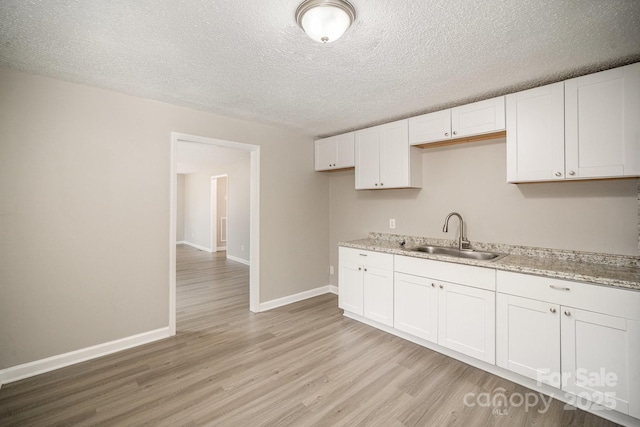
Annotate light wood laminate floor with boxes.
[0,245,619,426]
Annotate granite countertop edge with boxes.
[339,236,640,292]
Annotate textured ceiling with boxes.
[1,1,640,138]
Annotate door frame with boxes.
[210,176,218,253]
[170,132,261,336]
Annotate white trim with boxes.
[210,176,218,253]
[0,327,170,386]
[180,241,214,252]
[342,311,640,427]
[169,140,177,336]
[176,240,187,245]
[227,254,250,266]
[329,285,338,295]
[249,148,260,313]
[259,285,335,312]
[217,246,227,251]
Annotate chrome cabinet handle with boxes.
[549,284,571,291]
[555,172,562,177]
[564,310,571,317]
[568,171,575,176]
[431,283,435,287]
[364,268,368,272]
[358,267,362,271]
[439,284,444,289]
[550,308,556,313]
[453,131,457,135]
[380,183,384,186]
[359,253,368,256]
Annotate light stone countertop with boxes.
[339,233,640,292]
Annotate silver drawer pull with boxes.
[549,284,570,291]
[359,254,368,256]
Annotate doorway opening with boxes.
[169,133,260,336]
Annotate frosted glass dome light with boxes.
[295,0,356,43]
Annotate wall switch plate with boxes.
[389,218,396,229]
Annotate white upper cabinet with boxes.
[507,62,640,183]
[409,96,505,145]
[506,82,565,182]
[314,132,355,171]
[355,119,422,189]
[408,110,452,145]
[451,96,506,138]
[565,62,640,179]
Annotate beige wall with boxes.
[329,138,639,286]
[0,68,330,369]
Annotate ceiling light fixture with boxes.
[295,0,356,43]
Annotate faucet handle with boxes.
[460,239,471,250]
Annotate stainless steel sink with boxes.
[408,245,506,261]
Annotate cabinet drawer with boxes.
[339,247,393,270]
[497,270,640,321]
[395,255,495,291]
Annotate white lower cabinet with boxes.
[393,256,496,364]
[338,247,394,326]
[340,248,640,423]
[496,293,561,387]
[362,265,394,326]
[497,270,640,418]
[562,308,640,418]
[438,280,495,364]
[394,272,438,343]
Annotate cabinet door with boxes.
[506,82,565,182]
[438,281,495,363]
[408,110,452,145]
[394,273,438,343]
[338,251,364,316]
[334,132,355,169]
[451,96,505,138]
[355,127,381,189]
[561,308,640,417]
[314,136,337,171]
[379,119,410,188]
[363,266,394,326]
[565,62,640,179]
[496,294,561,386]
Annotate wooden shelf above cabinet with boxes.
[412,130,506,149]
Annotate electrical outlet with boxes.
[241,245,245,251]
[389,218,396,229]
[330,266,334,275]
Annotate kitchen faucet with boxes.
[443,212,470,250]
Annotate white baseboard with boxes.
[227,254,250,266]
[329,285,338,295]
[217,246,227,251]
[259,285,335,312]
[180,241,214,252]
[0,327,171,387]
